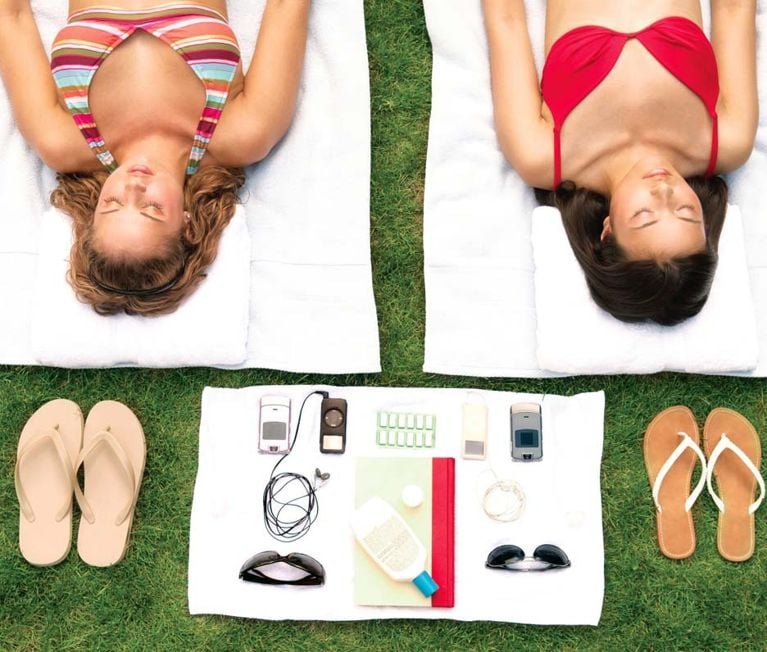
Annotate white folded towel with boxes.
[423,0,554,378]
[0,0,380,372]
[532,205,759,375]
[29,207,251,368]
[238,0,380,373]
[423,0,767,377]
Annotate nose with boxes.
[650,180,674,201]
[125,176,147,200]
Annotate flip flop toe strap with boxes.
[14,428,76,523]
[652,432,707,513]
[74,430,138,527]
[706,434,765,515]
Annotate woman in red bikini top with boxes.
[483,1,758,325]
[0,1,311,316]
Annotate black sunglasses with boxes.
[238,551,325,586]
[485,544,571,572]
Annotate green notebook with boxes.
[353,457,434,607]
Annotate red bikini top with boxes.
[540,16,719,187]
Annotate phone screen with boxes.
[515,429,539,448]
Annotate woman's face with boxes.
[604,158,706,261]
[93,157,186,258]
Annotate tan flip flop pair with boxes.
[644,406,764,562]
[15,399,146,567]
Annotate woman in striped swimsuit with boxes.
[0,1,310,315]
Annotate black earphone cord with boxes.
[262,390,329,542]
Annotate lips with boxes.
[643,168,670,179]
[128,165,154,176]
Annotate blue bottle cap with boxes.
[412,570,439,598]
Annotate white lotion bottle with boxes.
[352,496,439,597]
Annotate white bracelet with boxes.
[482,478,526,522]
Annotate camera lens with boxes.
[323,408,344,427]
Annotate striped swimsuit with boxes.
[51,3,241,175]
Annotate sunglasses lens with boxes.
[288,553,325,578]
[240,550,280,572]
[534,544,570,567]
[487,545,525,567]
[239,551,280,577]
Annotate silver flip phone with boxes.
[258,395,292,454]
[510,402,543,462]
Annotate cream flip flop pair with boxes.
[644,406,764,562]
[14,399,146,567]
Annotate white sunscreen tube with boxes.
[352,496,438,597]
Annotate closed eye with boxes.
[676,205,702,223]
[104,195,123,206]
[631,208,652,219]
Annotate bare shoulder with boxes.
[500,118,555,189]
[515,153,555,190]
[32,107,100,173]
[207,91,274,168]
[715,109,758,174]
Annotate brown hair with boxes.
[50,166,246,316]
[535,175,728,326]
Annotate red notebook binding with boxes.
[431,457,455,608]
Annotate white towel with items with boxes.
[189,385,605,625]
[0,0,380,372]
[422,0,767,377]
[532,205,759,375]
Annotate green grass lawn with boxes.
[2,1,766,650]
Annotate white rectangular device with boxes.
[462,402,488,460]
[258,395,292,454]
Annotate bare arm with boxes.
[482,0,552,187]
[0,3,93,171]
[213,0,311,167]
[711,0,758,172]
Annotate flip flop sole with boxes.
[704,408,761,562]
[643,406,700,560]
[77,401,146,567]
[17,399,83,566]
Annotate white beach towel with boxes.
[423,0,767,377]
[30,207,250,368]
[532,205,759,375]
[0,0,380,373]
[189,385,605,625]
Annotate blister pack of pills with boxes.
[375,411,437,448]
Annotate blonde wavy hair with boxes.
[50,166,246,316]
